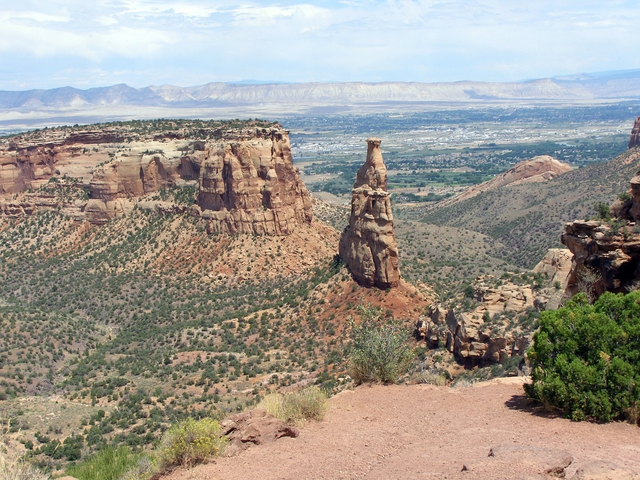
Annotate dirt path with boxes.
[164,378,640,479]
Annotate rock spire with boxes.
[629,117,640,149]
[339,138,400,289]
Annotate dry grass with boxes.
[259,386,329,426]
[418,372,448,386]
[0,441,49,480]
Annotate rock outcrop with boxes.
[339,138,400,289]
[220,408,299,457]
[195,129,312,235]
[416,302,531,367]
[436,155,572,208]
[562,163,640,297]
[629,116,640,149]
[0,121,313,234]
[416,250,573,366]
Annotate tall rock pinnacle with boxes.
[339,138,400,289]
[629,117,640,149]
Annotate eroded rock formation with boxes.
[562,148,640,297]
[339,138,400,289]
[629,116,640,149]
[416,249,573,366]
[195,130,312,235]
[0,121,313,234]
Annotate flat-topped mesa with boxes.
[339,138,400,289]
[0,121,313,234]
[194,128,313,235]
[629,117,640,149]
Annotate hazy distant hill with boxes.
[2,70,640,112]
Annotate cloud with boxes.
[1,0,639,88]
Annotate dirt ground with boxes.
[163,378,640,480]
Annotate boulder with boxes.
[220,408,299,457]
[339,138,400,289]
[571,461,639,480]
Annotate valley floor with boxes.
[163,378,640,480]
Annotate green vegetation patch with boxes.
[526,291,640,423]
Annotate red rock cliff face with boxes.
[1,123,313,234]
[339,138,400,289]
[629,117,640,149]
[195,129,312,235]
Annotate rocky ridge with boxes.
[0,121,312,235]
[436,155,572,208]
[339,138,400,289]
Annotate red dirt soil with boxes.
[162,378,640,480]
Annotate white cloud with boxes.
[0,11,71,22]
[1,0,639,88]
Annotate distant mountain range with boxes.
[2,70,640,112]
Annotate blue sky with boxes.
[1,0,639,90]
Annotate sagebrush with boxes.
[157,418,227,470]
[348,304,415,384]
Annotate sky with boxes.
[0,0,639,90]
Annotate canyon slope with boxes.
[436,155,572,208]
[562,118,640,297]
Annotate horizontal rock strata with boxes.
[0,122,312,234]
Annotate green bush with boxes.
[157,418,227,470]
[66,446,143,480]
[348,304,415,385]
[259,386,328,425]
[525,292,640,423]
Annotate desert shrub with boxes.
[348,304,415,384]
[65,446,143,480]
[259,386,328,425]
[156,418,227,470]
[595,201,611,221]
[525,291,640,423]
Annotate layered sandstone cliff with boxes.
[194,129,312,235]
[339,138,400,289]
[0,121,312,234]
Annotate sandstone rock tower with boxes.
[629,117,640,149]
[196,128,313,235]
[339,138,400,289]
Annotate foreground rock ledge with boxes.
[339,138,400,289]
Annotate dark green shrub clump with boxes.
[525,291,640,423]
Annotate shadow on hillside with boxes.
[504,394,565,419]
